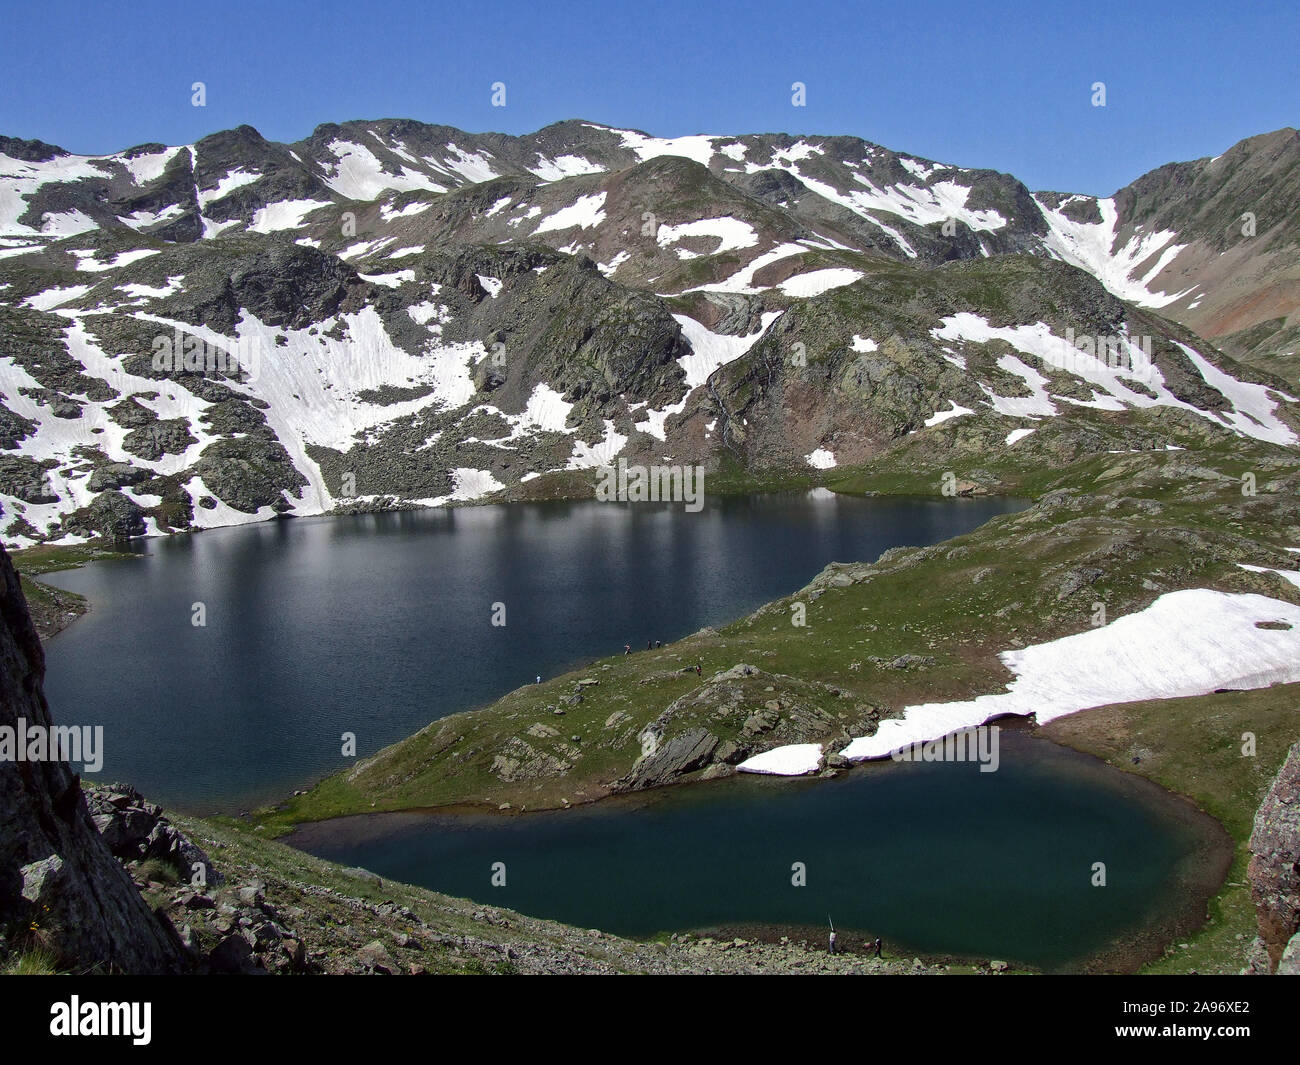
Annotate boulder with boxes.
[614,728,719,792]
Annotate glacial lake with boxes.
[290,730,1225,971]
[40,491,1024,810]
[38,491,1229,968]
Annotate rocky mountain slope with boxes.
[1,119,1297,545]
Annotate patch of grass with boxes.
[1,947,60,975]
[136,856,184,885]
[8,540,137,639]
[9,540,135,575]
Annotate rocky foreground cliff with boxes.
[1248,740,1300,973]
[0,544,184,972]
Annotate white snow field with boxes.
[924,401,975,427]
[743,587,1300,775]
[777,267,864,297]
[1035,195,1193,308]
[930,313,1297,445]
[533,192,607,234]
[656,217,759,255]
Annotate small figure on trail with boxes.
[695,663,702,676]
[828,916,837,955]
[873,936,882,958]
[655,640,662,649]
[647,640,652,650]
[535,675,541,684]
[624,644,631,655]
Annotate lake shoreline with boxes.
[283,725,1234,974]
[19,450,1295,974]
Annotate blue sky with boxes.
[1,0,1294,195]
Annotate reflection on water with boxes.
[41,492,1024,810]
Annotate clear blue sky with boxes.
[1,0,1294,195]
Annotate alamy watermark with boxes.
[595,458,704,512]
[0,719,103,773]
[152,327,260,383]
[890,725,1000,772]
[1050,328,1155,383]
[50,997,150,1045]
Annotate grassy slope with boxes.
[271,443,1300,820]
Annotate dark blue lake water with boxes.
[290,730,1221,970]
[41,492,1023,810]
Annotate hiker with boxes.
[829,929,837,955]
[695,663,702,676]
[647,640,652,650]
[873,937,882,958]
[535,675,541,684]
[655,639,662,649]
[624,644,631,655]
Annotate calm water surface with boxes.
[41,492,1023,809]
[291,731,1222,970]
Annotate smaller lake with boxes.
[290,730,1228,971]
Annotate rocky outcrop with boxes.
[60,489,147,541]
[84,782,223,887]
[615,727,723,792]
[0,545,187,972]
[611,663,878,793]
[1248,740,1300,972]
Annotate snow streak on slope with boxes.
[197,167,263,208]
[930,313,1298,445]
[321,140,448,199]
[632,312,781,440]
[530,154,604,181]
[656,218,759,255]
[777,268,863,297]
[534,193,607,233]
[248,199,332,233]
[1035,195,1193,308]
[612,129,719,167]
[0,151,114,235]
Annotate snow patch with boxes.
[832,589,1300,762]
[737,743,823,776]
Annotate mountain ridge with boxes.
[2,118,1298,547]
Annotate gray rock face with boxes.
[1248,740,1300,972]
[1279,932,1300,975]
[615,727,720,792]
[86,462,149,492]
[0,545,187,972]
